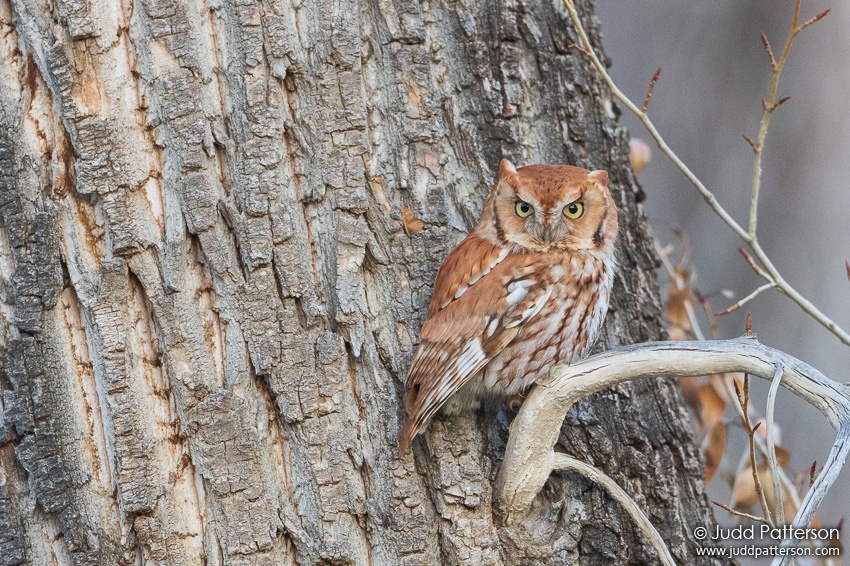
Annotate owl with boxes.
[399,159,619,451]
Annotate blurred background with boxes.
[597,0,849,546]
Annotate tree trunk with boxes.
[0,0,722,564]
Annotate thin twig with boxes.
[738,248,768,279]
[797,9,831,33]
[738,374,775,526]
[566,42,590,57]
[712,500,770,524]
[761,32,777,70]
[748,0,825,238]
[719,376,803,517]
[561,0,850,346]
[693,290,720,340]
[553,454,677,566]
[561,0,748,240]
[642,68,661,114]
[655,240,706,341]
[766,363,786,526]
[715,282,776,316]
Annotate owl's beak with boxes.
[541,225,556,243]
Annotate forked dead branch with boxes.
[496,338,850,565]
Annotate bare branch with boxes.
[775,424,850,566]
[712,500,770,524]
[797,8,831,33]
[561,0,850,346]
[715,282,776,316]
[719,374,804,519]
[740,375,774,526]
[747,0,828,246]
[750,0,807,239]
[497,337,850,528]
[553,454,677,566]
[693,290,720,339]
[766,363,786,525]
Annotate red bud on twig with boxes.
[760,32,777,69]
[714,304,738,317]
[798,9,831,33]
[641,68,662,114]
[651,67,662,83]
[774,96,791,110]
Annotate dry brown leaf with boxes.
[704,422,727,483]
[679,376,702,414]
[731,462,760,510]
[731,461,797,518]
[665,281,694,340]
[662,230,698,340]
[754,419,767,439]
[402,208,425,236]
[775,445,791,469]
[697,381,727,433]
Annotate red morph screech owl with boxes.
[399,159,619,451]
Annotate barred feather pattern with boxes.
[399,161,618,451]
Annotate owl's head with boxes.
[480,159,618,253]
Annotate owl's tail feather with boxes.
[399,416,421,452]
[400,385,425,451]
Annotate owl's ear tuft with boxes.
[588,169,609,187]
[499,159,519,186]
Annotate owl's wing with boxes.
[400,237,552,451]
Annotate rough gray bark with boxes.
[0,0,723,564]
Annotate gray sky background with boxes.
[596,0,850,530]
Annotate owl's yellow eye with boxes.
[515,201,533,218]
[563,202,584,219]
